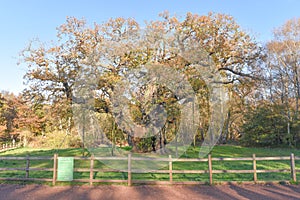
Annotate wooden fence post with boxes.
[253,154,257,182]
[128,153,132,186]
[208,154,213,185]
[90,154,94,186]
[52,153,58,185]
[169,155,173,184]
[290,153,297,182]
[25,154,30,178]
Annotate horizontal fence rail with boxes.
[0,142,21,153]
[0,153,299,186]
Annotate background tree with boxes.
[265,18,300,147]
[0,92,18,139]
[241,18,300,147]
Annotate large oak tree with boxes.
[20,12,263,151]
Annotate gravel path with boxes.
[0,183,300,200]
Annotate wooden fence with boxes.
[0,153,299,186]
[0,142,20,153]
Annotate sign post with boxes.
[57,157,74,181]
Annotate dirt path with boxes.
[0,183,299,200]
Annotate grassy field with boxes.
[0,145,299,185]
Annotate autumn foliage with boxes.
[1,12,299,149]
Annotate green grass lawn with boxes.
[0,145,299,185]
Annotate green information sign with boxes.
[57,157,74,181]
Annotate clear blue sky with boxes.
[0,0,299,94]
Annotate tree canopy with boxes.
[3,12,299,150]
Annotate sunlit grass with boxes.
[0,145,299,184]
